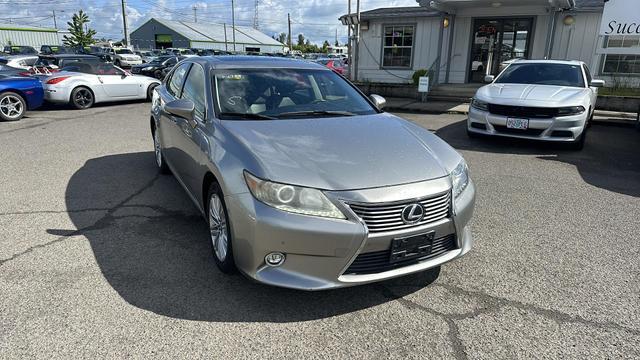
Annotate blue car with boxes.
[0,75,43,121]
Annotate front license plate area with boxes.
[506,117,529,129]
[390,231,436,263]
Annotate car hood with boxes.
[222,113,454,191]
[477,83,588,105]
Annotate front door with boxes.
[468,18,533,83]
[96,63,140,97]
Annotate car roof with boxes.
[189,55,327,70]
[39,54,99,59]
[509,59,584,66]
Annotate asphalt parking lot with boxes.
[1,102,639,359]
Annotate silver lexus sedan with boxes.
[150,56,475,290]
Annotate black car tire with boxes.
[114,59,121,67]
[153,127,171,175]
[0,91,26,122]
[207,182,236,274]
[70,87,94,110]
[146,83,158,101]
[153,70,163,79]
[568,128,587,151]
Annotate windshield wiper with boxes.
[218,112,276,120]
[275,110,356,118]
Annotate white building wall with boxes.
[357,17,442,84]
[0,29,60,48]
[551,12,603,70]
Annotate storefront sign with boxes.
[418,77,429,93]
[600,0,640,35]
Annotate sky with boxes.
[1,0,418,45]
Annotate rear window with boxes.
[496,63,585,88]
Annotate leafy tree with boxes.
[277,32,287,44]
[322,40,330,52]
[334,40,339,46]
[62,10,96,48]
[297,33,305,46]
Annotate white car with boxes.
[43,62,160,109]
[0,55,39,70]
[104,48,143,67]
[468,60,604,150]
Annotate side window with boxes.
[167,63,191,97]
[181,64,206,119]
[583,65,593,86]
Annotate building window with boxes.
[602,35,640,75]
[382,25,414,68]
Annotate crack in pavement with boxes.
[379,281,640,360]
[0,173,165,267]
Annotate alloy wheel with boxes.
[74,89,92,108]
[154,130,162,168]
[0,94,24,120]
[209,193,229,262]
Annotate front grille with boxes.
[493,125,545,136]
[344,234,457,275]
[488,104,557,118]
[348,192,451,234]
[131,67,141,73]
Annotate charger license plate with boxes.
[506,117,529,129]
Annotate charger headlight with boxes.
[471,98,489,111]
[244,171,345,219]
[557,106,585,116]
[451,160,470,198]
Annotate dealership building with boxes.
[343,0,638,86]
[0,23,62,49]
[130,18,287,53]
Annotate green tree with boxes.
[62,10,97,48]
[277,32,287,44]
[322,40,330,52]
[334,40,339,46]
[297,33,305,46]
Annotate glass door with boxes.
[468,18,533,83]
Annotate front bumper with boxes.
[225,177,475,291]
[467,106,587,141]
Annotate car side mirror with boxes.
[590,79,605,88]
[484,75,495,83]
[369,94,386,110]
[165,99,195,121]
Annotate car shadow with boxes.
[62,151,438,322]
[436,119,640,198]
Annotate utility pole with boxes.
[52,10,58,29]
[231,0,237,52]
[347,0,351,80]
[354,0,360,82]
[193,5,197,23]
[224,23,228,51]
[287,13,292,52]
[253,0,259,29]
[121,0,129,46]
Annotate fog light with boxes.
[265,252,285,267]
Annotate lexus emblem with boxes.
[401,204,424,224]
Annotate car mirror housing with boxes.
[165,99,195,121]
[369,94,386,110]
[484,75,495,83]
[590,79,605,88]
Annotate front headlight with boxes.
[451,160,470,198]
[244,171,346,219]
[142,66,154,71]
[557,106,585,116]
[471,98,489,111]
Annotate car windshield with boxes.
[496,63,585,88]
[116,49,133,54]
[213,68,376,119]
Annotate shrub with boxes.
[412,69,428,85]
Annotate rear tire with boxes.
[70,87,94,110]
[207,183,236,274]
[146,83,158,101]
[0,91,26,121]
[153,127,171,174]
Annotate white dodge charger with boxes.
[467,60,604,150]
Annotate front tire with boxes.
[207,183,236,274]
[70,87,94,109]
[0,91,26,121]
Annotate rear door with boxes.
[95,63,140,98]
